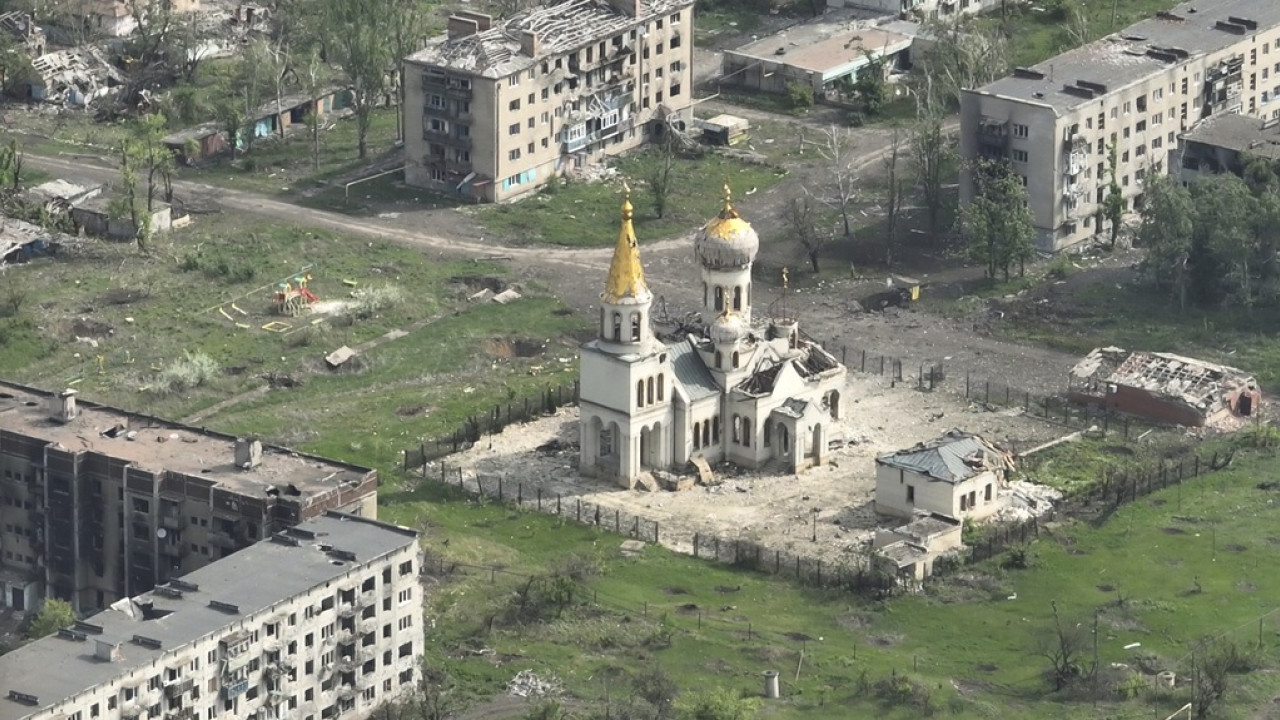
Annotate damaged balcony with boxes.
[560,86,633,153]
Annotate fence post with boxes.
[517,482,523,504]
[775,551,781,573]
[654,522,659,544]
[984,380,989,404]
[497,477,503,501]
[576,499,581,522]
[537,488,542,511]
[965,372,970,398]
[476,476,483,495]
[861,349,866,371]
[615,509,620,533]
[557,493,562,514]
[694,533,699,558]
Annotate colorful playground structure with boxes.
[275,274,319,316]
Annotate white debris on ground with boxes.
[437,371,1068,566]
[996,480,1065,523]
[507,670,563,699]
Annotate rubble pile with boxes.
[507,669,563,699]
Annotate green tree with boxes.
[311,0,404,159]
[1101,142,1124,249]
[1188,174,1254,307]
[1135,174,1194,308]
[675,688,759,720]
[911,112,954,240]
[0,34,33,93]
[853,56,887,116]
[26,598,75,639]
[961,160,1035,281]
[0,139,24,192]
[110,136,154,251]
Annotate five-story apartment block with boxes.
[0,383,378,616]
[404,0,695,203]
[961,0,1280,251]
[0,512,422,720]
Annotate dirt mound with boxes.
[69,317,112,338]
[482,338,545,358]
[100,287,150,305]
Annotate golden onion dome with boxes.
[695,184,759,270]
[709,311,747,344]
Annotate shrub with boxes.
[1045,253,1076,281]
[350,283,404,319]
[872,673,934,715]
[786,81,814,112]
[157,351,220,393]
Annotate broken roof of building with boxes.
[0,513,417,720]
[728,26,910,78]
[406,0,693,78]
[0,216,64,259]
[1073,347,1257,411]
[0,380,372,500]
[668,337,718,401]
[973,0,1280,114]
[29,45,124,105]
[1182,112,1280,161]
[877,429,1009,484]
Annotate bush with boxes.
[27,598,75,639]
[1045,253,1076,281]
[180,251,257,282]
[872,673,934,715]
[786,81,814,112]
[350,283,404,319]
[157,351,220,393]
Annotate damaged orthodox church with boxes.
[579,184,847,488]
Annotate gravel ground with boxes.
[436,370,1071,567]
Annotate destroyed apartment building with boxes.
[1069,347,1261,428]
[403,0,696,202]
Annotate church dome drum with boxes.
[709,312,747,344]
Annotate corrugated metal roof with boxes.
[669,337,719,401]
[877,430,994,483]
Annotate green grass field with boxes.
[474,151,787,247]
[0,219,587,467]
[385,438,1280,719]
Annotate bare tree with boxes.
[1035,601,1090,692]
[785,193,829,273]
[814,125,857,237]
[1066,3,1090,48]
[911,18,1009,114]
[372,670,456,720]
[883,127,906,268]
[300,49,326,171]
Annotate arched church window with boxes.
[732,351,740,368]
[702,421,711,447]
[657,374,665,401]
[630,312,641,341]
[636,380,645,407]
[646,377,654,405]
[742,417,751,447]
[732,415,740,444]
[692,421,701,449]
[763,420,772,447]
[600,308,606,335]
[714,286,724,311]
[712,416,721,443]
[733,286,742,311]
[702,282,708,306]
[612,312,622,341]
[714,351,722,369]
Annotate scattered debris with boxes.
[619,539,645,557]
[324,346,357,368]
[507,670,562,699]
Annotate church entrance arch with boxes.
[827,390,840,419]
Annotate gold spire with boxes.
[719,181,739,219]
[602,182,650,304]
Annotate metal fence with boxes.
[402,380,579,470]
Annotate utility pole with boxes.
[1092,608,1100,708]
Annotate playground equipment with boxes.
[274,274,319,317]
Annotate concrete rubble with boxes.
[507,669,562,699]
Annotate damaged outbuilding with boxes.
[1069,347,1260,428]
